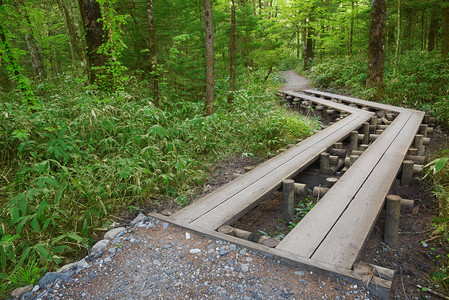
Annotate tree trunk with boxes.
[203,0,214,115]
[349,0,354,56]
[366,0,387,99]
[13,0,46,78]
[56,0,78,75]
[442,6,449,57]
[78,0,108,84]
[68,0,89,78]
[428,11,440,52]
[146,0,159,107]
[303,15,314,70]
[393,0,400,75]
[421,10,425,51]
[228,0,236,105]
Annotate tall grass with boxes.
[0,70,317,295]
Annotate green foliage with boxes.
[307,51,449,128]
[0,71,317,293]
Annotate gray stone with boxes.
[239,263,249,273]
[104,227,126,240]
[57,263,76,273]
[104,257,112,263]
[229,244,237,251]
[185,232,191,240]
[11,285,33,297]
[32,285,40,292]
[91,239,110,254]
[162,223,169,229]
[75,259,89,270]
[131,213,147,226]
[38,272,73,288]
[239,248,247,255]
[153,260,162,266]
[219,250,228,256]
[294,271,305,276]
[189,249,201,254]
[299,280,308,285]
[108,248,116,254]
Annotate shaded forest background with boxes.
[1,0,449,297]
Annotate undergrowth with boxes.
[0,70,318,296]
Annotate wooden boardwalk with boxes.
[164,90,430,299]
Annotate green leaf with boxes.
[435,157,448,173]
[31,218,41,233]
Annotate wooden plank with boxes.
[190,113,373,230]
[290,112,424,269]
[173,111,372,224]
[285,92,363,114]
[150,212,393,300]
[276,111,412,257]
[303,90,408,114]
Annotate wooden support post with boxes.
[330,148,346,158]
[377,124,388,130]
[326,177,338,188]
[405,155,426,165]
[316,105,324,119]
[371,116,378,129]
[413,164,424,175]
[329,155,340,165]
[218,225,235,236]
[282,179,295,222]
[362,122,370,144]
[349,155,359,167]
[381,117,390,125]
[415,134,424,156]
[423,114,431,124]
[427,127,434,135]
[326,109,335,123]
[244,166,254,173]
[351,150,364,156]
[333,142,343,149]
[401,160,414,186]
[360,144,369,151]
[408,148,418,156]
[232,173,241,180]
[320,153,330,175]
[384,195,401,246]
[423,138,430,146]
[329,158,345,175]
[419,124,428,138]
[350,131,358,153]
[369,134,379,141]
[313,186,329,198]
[294,183,308,196]
[386,113,394,121]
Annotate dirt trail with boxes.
[280,70,310,91]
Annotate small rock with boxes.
[38,272,73,288]
[153,260,162,266]
[11,285,33,297]
[91,239,110,254]
[299,280,308,285]
[229,244,237,251]
[162,223,169,229]
[57,262,76,273]
[190,249,201,254]
[104,227,126,240]
[239,263,249,273]
[352,284,358,289]
[21,291,33,298]
[104,257,112,263]
[294,271,305,276]
[219,250,228,256]
[75,259,89,270]
[32,285,40,292]
[108,248,116,254]
[186,232,191,240]
[160,209,175,216]
[422,242,428,248]
[130,238,136,243]
[246,257,253,262]
[131,213,147,226]
[134,238,142,244]
[239,248,247,255]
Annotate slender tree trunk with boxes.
[303,15,314,70]
[13,0,46,78]
[203,0,214,115]
[366,0,387,99]
[68,0,88,78]
[407,10,412,50]
[56,0,78,75]
[393,0,400,75]
[146,0,159,107]
[78,0,108,84]
[228,0,236,105]
[349,0,354,56]
[296,28,300,59]
[443,6,449,57]
[421,10,425,51]
[428,11,440,52]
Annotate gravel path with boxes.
[27,216,374,300]
[279,71,310,91]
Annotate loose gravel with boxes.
[19,216,378,300]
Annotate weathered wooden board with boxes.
[173,111,373,226]
[276,111,413,257]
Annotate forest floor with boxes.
[21,72,445,300]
